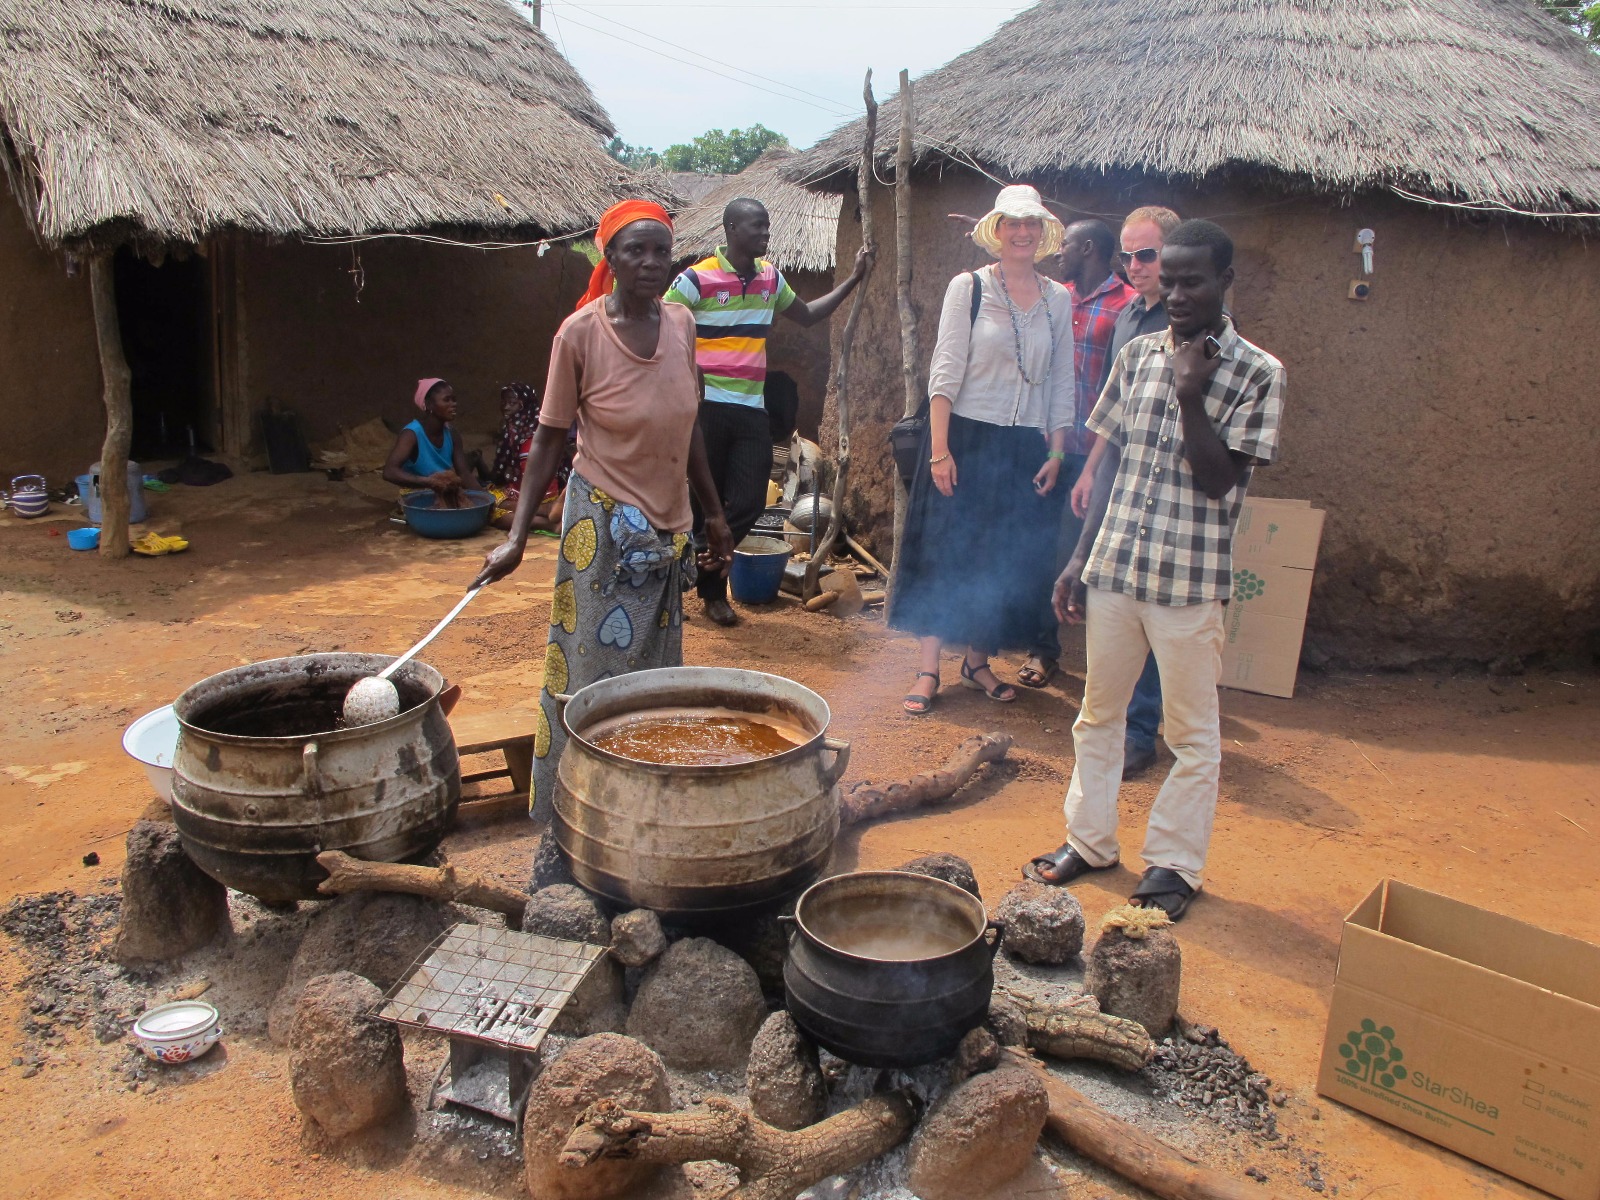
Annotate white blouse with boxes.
[926,265,1077,434]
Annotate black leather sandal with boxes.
[1130,866,1198,921]
[1023,843,1118,886]
[903,671,939,716]
[960,657,1017,702]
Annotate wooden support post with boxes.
[803,72,878,601]
[89,254,133,558]
[890,68,918,573]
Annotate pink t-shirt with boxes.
[538,299,700,532]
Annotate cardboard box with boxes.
[1318,881,1600,1200]
[1221,496,1325,697]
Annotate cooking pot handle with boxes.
[821,736,851,786]
[983,918,1005,958]
[551,693,573,713]
[776,912,797,947]
[302,741,325,799]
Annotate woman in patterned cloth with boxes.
[488,382,572,533]
[475,200,734,819]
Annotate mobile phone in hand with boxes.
[1203,334,1223,359]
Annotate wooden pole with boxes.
[803,72,877,601]
[90,254,133,559]
[889,69,918,573]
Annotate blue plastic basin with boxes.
[730,535,794,604]
[68,526,101,551]
[401,490,494,539]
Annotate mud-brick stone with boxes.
[609,909,668,968]
[985,994,1029,1047]
[1085,926,1182,1038]
[523,1033,674,1200]
[626,937,766,1070]
[553,956,627,1037]
[523,885,612,947]
[114,820,229,964]
[995,880,1085,965]
[905,1065,1048,1200]
[288,972,407,1137]
[896,853,981,899]
[746,1011,826,1130]
[267,892,454,1044]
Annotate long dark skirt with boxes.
[888,412,1066,654]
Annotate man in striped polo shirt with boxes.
[666,197,871,625]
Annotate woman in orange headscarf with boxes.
[476,201,735,820]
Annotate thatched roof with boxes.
[671,150,841,274]
[0,0,651,250]
[786,0,1600,220]
[669,172,734,205]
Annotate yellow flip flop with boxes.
[131,532,190,556]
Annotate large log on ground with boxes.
[839,732,1012,827]
[559,1090,918,1200]
[314,851,525,920]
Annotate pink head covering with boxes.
[414,377,446,411]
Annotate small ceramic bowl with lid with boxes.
[130,1000,221,1063]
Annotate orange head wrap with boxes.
[575,200,674,312]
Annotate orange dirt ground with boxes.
[2,473,1595,1200]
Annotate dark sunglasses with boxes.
[1118,247,1160,266]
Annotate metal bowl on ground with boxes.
[783,870,1002,1067]
[123,703,180,803]
[170,653,460,903]
[552,666,848,919]
[401,489,493,539]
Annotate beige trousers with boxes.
[1061,587,1225,890]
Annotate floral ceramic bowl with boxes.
[130,1000,221,1063]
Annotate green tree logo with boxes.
[1339,1019,1408,1089]
[1233,569,1267,602]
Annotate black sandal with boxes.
[1130,867,1198,921]
[1018,656,1059,688]
[903,671,939,716]
[1023,843,1118,886]
[960,658,1017,702]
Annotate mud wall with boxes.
[0,191,106,487]
[234,235,590,455]
[767,267,834,441]
[830,167,1600,664]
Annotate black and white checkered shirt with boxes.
[1083,319,1285,606]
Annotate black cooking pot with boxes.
[782,870,1002,1067]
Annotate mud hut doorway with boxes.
[114,248,214,460]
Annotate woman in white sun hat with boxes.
[890,184,1076,714]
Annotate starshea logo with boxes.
[1410,1072,1501,1120]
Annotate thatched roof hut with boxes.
[672,151,841,274]
[0,0,644,251]
[785,0,1600,664]
[787,0,1600,220]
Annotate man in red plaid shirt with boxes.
[1020,219,1134,689]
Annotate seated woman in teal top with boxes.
[383,377,483,496]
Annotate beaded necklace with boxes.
[993,265,1055,387]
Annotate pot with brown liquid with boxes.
[783,870,1003,1067]
[551,667,848,917]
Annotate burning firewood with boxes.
[559,1090,918,1200]
[1007,1049,1294,1200]
[314,850,526,921]
[838,731,1012,828]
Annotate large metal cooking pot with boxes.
[783,871,1002,1067]
[552,666,847,918]
[170,653,460,904]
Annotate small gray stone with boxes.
[114,821,228,964]
[985,994,1029,1047]
[995,880,1085,964]
[288,972,406,1138]
[896,853,980,899]
[1085,926,1182,1038]
[905,1065,1048,1200]
[626,937,767,1070]
[609,909,667,968]
[528,833,577,893]
[746,1011,826,1130]
[522,885,611,946]
[523,1033,674,1200]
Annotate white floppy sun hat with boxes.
[971,184,1065,261]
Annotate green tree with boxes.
[660,125,791,175]
[1538,0,1600,45]
[605,136,661,170]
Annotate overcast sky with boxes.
[524,0,1031,151]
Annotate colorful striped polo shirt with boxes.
[664,247,797,407]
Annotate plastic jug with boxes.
[77,461,147,524]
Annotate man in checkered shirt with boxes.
[1025,219,1285,921]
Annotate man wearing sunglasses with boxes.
[1070,206,1182,779]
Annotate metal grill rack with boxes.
[379,923,607,1122]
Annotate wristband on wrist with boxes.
[1046,450,1066,461]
